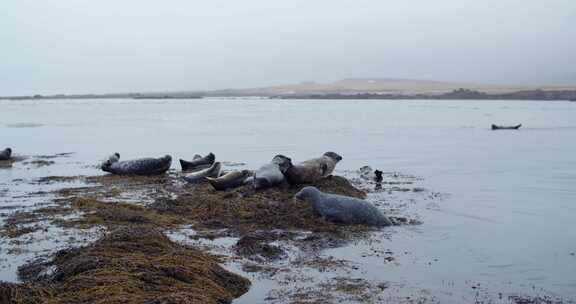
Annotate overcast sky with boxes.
[1,0,575,95]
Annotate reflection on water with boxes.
[1,98,576,302]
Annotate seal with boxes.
[359,166,383,183]
[244,155,292,189]
[180,153,215,171]
[101,154,172,175]
[294,186,392,227]
[491,124,522,130]
[284,152,342,185]
[207,169,253,191]
[374,170,383,183]
[0,148,12,161]
[183,162,221,184]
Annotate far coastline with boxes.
[2,78,576,101]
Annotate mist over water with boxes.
[1,98,575,301]
[1,0,576,95]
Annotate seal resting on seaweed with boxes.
[285,152,342,185]
[101,153,171,175]
[0,148,12,161]
[244,155,291,189]
[294,186,392,227]
[179,153,215,171]
[183,162,221,184]
[207,170,253,191]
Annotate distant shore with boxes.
[2,88,576,101]
[0,93,203,101]
[277,88,576,101]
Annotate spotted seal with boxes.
[284,152,342,185]
[179,153,215,172]
[207,169,253,191]
[244,155,291,189]
[183,162,221,184]
[101,153,172,175]
[0,148,12,161]
[294,186,392,227]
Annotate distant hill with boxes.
[3,78,576,100]
[205,78,576,97]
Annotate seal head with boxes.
[323,151,343,162]
[271,154,292,173]
[0,148,12,161]
[374,170,383,183]
[294,186,321,201]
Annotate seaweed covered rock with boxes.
[15,226,250,304]
[0,282,49,304]
[151,175,366,233]
[234,232,286,261]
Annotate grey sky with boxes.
[1,0,575,95]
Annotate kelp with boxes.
[11,226,250,304]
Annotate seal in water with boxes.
[101,154,172,175]
[285,152,343,185]
[294,186,392,227]
[180,153,215,171]
[244,155,292,189]
[0,148,12,161]
[183,162,221,184]
[491,124,522,130]
[207,169,253,191]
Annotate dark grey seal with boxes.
[285,152,342,185]
[0,148,12,161]
[101,153,172,175]
[179,153,215,171]
[245,155,291,189]
[491,124,522,130]
[294,186,393,227]
[183,162,221,184]
[207,170,253,191]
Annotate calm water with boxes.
[1,98,575,302]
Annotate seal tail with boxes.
[179,159,189,171]
[206,152,216,163]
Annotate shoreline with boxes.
[2,88,576,102]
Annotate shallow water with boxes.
[1,98,576,302]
